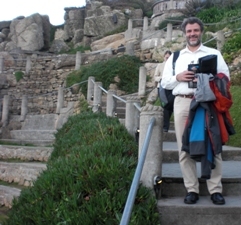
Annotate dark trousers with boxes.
[163,109,172,131]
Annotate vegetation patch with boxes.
[66,55,143,96]
[14,71,24,82]
[4,112,160,225]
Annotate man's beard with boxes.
[187,37,201,47]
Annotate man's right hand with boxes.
[176,70,195,82]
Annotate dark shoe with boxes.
[184,192,199,204]
[163,128,168,132]
[211,193,225,205]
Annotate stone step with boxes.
[157,195,241,225]
[21,114,58,130]
[0,185,21,208]
[162,130,176,142]
[161,161,241,197]
[0,139,54,147]
[158,160,241,225]
[0,162,46,187]
[0,145,53,162]
[10,130,56,141]
[162,142,241,162]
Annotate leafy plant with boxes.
[222,31,241,54]
[66,55,143,96]
[14,71,24,82]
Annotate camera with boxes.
[187,64,199,88]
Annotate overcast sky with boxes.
[0,0,86,25]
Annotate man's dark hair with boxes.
[164,50,172,56]
[181,17,204,33]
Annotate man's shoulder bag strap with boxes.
[172,51,180,75]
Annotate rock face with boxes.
[63,7,86,42]
[0,2,143,52]
[84,5,126,37]
[8,13,50,51]
[49,39,70,53]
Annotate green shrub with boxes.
[227,86,241,147]
[4,112,160,225]
[66,55,143,96]
[14,71,24,82]
[222,31,241,54]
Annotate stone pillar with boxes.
[126,42,135,56]
[128,19,133,30]
[1,95,10,127]
[25,56,31,75]
[0,55,3,74]
[125,96,141,137]
[56,86,64,114]
[217,30,225,51]
[92,82,102,113]
[20,95,28,122]
[139,105,163,189]
[170,0,174,9]
[138,66,146,97]
[87,76,95,103]
[125,19,133,41]
[166,23,173,42]
[143,16,149,31]
[75,51,81,70]
[106,90,117,117]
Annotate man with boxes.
[161,17,230,205]
[154,50,172,132]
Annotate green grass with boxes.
[226,85,241,147]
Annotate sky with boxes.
[0,0,86,25]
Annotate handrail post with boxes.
[20,95,28,121]
[138,66,146,97]
[1,95,10,127]
[75,51,81,70]
[25,55,31,75]
[106,90,117,117]
[0,55,3,74]
[92,82,102,112]
[56,85,64,114]
[87,76,95,103]
[217,30,225,51]
[125,96,141,137]
[139,105,163,189]
[166,23,173,42]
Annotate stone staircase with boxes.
[158,124,241,225]
[0,144,53,208]
[0,114,56,212]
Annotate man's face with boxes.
[185,23,202,47]
[164,54,170,61]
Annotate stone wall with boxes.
[0,53,79,116]
[0,50,123,117]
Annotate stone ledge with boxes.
[0,185,21,208]
[0,162,47,187]
[0,145,53,162]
